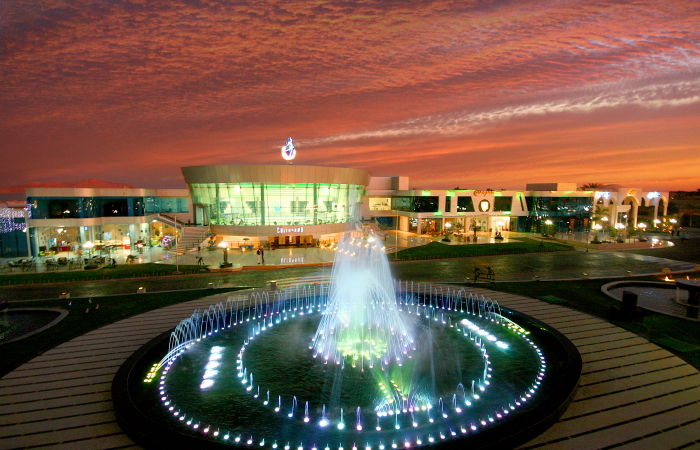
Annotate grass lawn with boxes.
[391,238,573,261]
[0,287,243,378]
[0,263,208,286]
[2,261,699,379]
[487,275,700,370]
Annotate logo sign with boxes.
[281,137,296,161]
[281,257,304,264]
[277,226,304,234]
[479,199,490,212]
[474,190,495,196]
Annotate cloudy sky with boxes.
[2,0,699,191]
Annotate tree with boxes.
[579,183,605,191]
[592,205,610,223]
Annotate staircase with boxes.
[175,226,210,254]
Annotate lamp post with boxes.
[544,219,553,237]
[615,223,626,242]
[219,241,232,268]
[442,221,452,242]
[593,224,602,242]
[83,241,94,259]
[54,227,66,255]
[637,222,647,242]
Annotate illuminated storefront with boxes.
[3,168,672,258]
[181,164,370,239]
[188,182,363,227]
[22,187,191,257]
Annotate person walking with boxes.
[257,245,265,264]
[257,246,262,264]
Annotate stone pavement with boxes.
[2,239,698,302]
[1,284,699,450]
[604,281,697,321]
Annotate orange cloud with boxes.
[0,0,698,191]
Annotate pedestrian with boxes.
[256,246,262,264]
[197,256,204,265]
[111,258,116,267]
[260,246,265,264]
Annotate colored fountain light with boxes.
[113,230,581,450]
[312,235,415,371]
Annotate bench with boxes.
[472,266,495,286]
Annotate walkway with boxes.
[2,232,697,280]
[1,285,699,449]
[605,281,696,321]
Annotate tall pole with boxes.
[395,210,399,249]
[175,215,179,273]
[24,207,32,257]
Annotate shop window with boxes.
[412,196,439,213]
[493,196,512,212]
[369,198,391,211]
[391,197,412,211]
[457,197,474,212]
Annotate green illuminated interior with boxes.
[190,183,364,226]
[188,183,364,226]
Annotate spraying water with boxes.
[312,231,415,369]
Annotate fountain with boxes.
[113,231,581,450]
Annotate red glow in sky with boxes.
[1,0,699,191]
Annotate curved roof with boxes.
[181,164,371,186]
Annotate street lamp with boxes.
[219,241,232,268]
[442,221,452,242]
[637,222,647,242]
[593,223,602,242]
[83,241,94,258]
[544,219,553,237]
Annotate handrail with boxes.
[176,226,211,253]
[157,213,186,228]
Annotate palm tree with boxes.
[579,182,605,191]
[592,205,610,222]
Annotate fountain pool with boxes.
[113,233,581,450]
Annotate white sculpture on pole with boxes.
[281,137,296,162]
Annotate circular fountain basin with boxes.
[113,291,581,450]
[0,308,68,344]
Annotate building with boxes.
[364,180,669,237]
[0,165,670,258]
[181,164,370,248]
[15,187,191,258]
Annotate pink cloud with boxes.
[0,0,698,191]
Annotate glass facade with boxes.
[457,197,475,212]
[521,196,594,232]
[493,196,513,212]
[368,198,391,211]
[391,196,440,213]
[27,196,188,219]
[29,197,144,219]
[189,183,364,226]
[144,197,189,214]
[0,208,28,257]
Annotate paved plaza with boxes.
[1,283,700,450]
[1,233,698,303]
[1,234,700,449]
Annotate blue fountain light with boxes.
[115,229,579,450]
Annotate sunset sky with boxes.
[2,0,699,191]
